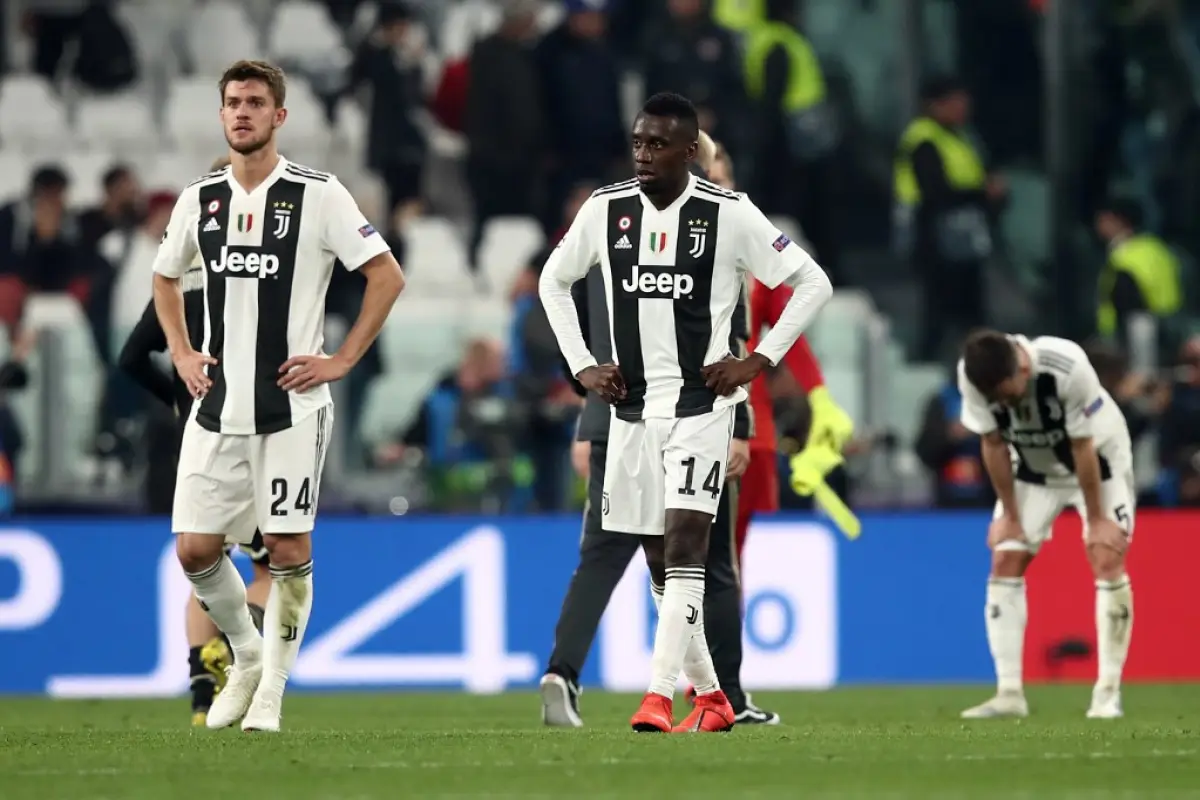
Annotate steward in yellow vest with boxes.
[742,4,836,162]
[711,0,766,33]
[1095,198,1182,342]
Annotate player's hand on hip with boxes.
[987,515,1026,549]
[577,363,626,404]
[570,440,591,479]
[726,438,750,479]
[1087,517,1128,554]
[172,350,217,399]
[278,354,351,393]
[701,353,769,396]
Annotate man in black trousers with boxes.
[538,153,779,727]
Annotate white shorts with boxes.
[992,470,1136,554]
[601,406,734,536]
[172,405,334,537]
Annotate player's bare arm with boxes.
[153,272,215,399]
[980,431,1024,547]
[278,251,404,393]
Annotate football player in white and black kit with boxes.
[151,60,404,733]
[538,93,832,733]
[957,329,1134,719]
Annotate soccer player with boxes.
[538,92,833,733]
[118,166,272,725]
[702,138,854,568]
[957,329,1134,719]
[151,60,404,732]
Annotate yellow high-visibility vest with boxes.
[713,0,766,33]
[893,117,985,206]
[1097,234,1183,334]
[743,22,826,112]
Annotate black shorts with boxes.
[225,529,269,567]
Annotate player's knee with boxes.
[1086,543,1125,580]
[175,533,225,574]
[663,510,711,565]
[263,533,312,567]
[990,548,1031,579]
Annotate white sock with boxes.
[1095,575,1133,691]
[259,561,314,696]
[185,556,261,661]
[985,577,1026,695]
[651,580,720,696]
[648,566,706,699]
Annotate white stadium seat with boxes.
[0,76,73,155]
[274,78,331,156]
[186,1,264,76]
[403,216,472,294]
[74,93,157,154]
[477,216,544,294]
[0,151,29,203]
[60,152,121,208]
[269,0,346,64]
[165,77,228,156]
[439,0,501,61]
[145,151,219,193]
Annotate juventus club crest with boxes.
[688,218,709,258]
[272,200,294,239]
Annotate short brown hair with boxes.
[218,60,287,108]
[962,328,1018,396]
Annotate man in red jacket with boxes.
[703,137,853,565]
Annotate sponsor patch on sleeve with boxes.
[772,233,791,252]
[358,223,378,238]
[1084,397,1104,417]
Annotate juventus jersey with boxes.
[959,335,1132,485]
[152,157,390,435]
[539,174,832,421]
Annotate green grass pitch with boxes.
[2,685,1199,798]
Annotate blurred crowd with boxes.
[3,0,1200,515]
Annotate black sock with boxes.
[188,646,216,711]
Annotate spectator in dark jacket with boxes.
[349,1,429,236]
[465,0,544,274]
[914,367,994,508]
[642,0,747,163]
[536,0,626,233]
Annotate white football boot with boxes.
[205,650,263,729]
[1086,686,1123,719]
[960,691,1029,719]
[242,686,283,733]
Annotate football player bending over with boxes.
[957,329,1134,719]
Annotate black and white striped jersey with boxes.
[959,334,1133,484]
[539,174,832,422]
[152,157,390,435]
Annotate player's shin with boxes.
[651,580,719,695]
[985,574,1027,695]
[648,565,706,698]
[1095,574,1133,690]
[184,555,262,661]
[260,560,314,695]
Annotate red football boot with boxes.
[630,693,674,732]
[672,689,735,733]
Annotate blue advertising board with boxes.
[0,513,997,696]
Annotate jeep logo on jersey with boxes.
[209,245,280,278]
[1003,428,1066,447]
[620,266,694,299]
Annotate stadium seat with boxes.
[274,78,331,157]
[74,93,158,154]
[356,371,443,451]
[477,216,544,294]
[60,152,122,208]
[333,98,368,160]
[0,151,29,202]
[459,296,513,341]
[145,151,216,192]
[268,0,348,67]
[378,296,466,374]
[0,75,72,154]
[185,1,265,76]
[889,364,947,446]
[115,0,188,79]
[165,77,228,156]
[439,0,502,61]
[403,216,473,294]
